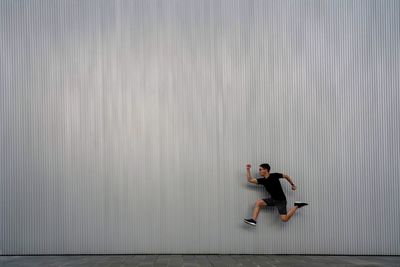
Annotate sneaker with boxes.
[294,201,308,208]
[244,218,257,226]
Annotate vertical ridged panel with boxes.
[0,0,399,254]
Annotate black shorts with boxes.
[262,198,287,215]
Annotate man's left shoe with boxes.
[244,218,257,226]
[294,201,308,208]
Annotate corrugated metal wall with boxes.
[1,0,399,255]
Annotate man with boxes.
[244,163,308,226]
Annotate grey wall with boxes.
[1,0,399,255]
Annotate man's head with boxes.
[259,163,271,177]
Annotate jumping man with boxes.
[244,163,308,226]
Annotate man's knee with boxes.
[255,200,265,207]
[280,215,289,222]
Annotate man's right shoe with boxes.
[294,201,308,208]
[244,218,257,226]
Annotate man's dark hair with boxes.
[259,163,270,172]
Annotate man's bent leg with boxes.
[280,206,298,222]
[252,199,267,220]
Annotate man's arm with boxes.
[246,164,257,184]
[283,174,297,190]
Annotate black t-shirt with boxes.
[256,173,286,201]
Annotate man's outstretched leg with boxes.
[244,199,266,226]
[280,201,308,222]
